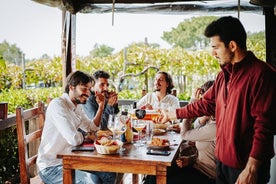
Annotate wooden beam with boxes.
[264,7,276,71]
[61,11,76,89]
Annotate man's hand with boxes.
[235,157,260,184]
[107,91,118,106]
[140,103,153,110]
[157,110,170,123]
[95,91,105,109]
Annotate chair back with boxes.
[16,102,45,184]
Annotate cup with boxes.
[0,102,8,119]
[145,121,153,142]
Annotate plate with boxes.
[147,144,170,150]
[153,123,169,130]
[153,129,166,135]
[147,138,170,150]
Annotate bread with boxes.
[95,137,122,154]
[96,130,113,138]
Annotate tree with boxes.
[162,16,218,49]
[0,40,23,65]
[89,44,114,58]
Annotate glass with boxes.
[107,114,116,138]
[145,121,153,142]
[132,120,147,147]
[108,114,126,140]
[121,105,131,113]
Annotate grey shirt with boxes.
[82,91,119,130]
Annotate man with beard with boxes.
[159,16,276,184]
[137,71,180,110]
[82,70,119,130]
[37,70,116,184]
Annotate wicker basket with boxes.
[94,140,123,154]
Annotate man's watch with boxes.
[77,128,87,138]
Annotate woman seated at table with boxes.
[144,80,216,184]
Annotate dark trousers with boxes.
[216,160,271,184]
[143,164,215,184]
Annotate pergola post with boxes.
[264,7,276,70]
[61,10,76,89]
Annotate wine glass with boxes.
[132,120,147,147]
[107,114,117,139]
[114,117,127,140]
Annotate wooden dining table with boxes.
[57,132,182,184]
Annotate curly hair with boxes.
[157,71,174,94]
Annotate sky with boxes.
[0,0,265,60]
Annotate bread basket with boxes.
[94,140,123,154]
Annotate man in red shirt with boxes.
[161,16,276,184]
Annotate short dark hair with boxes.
[157,71,174,94]
[204,16,247,50]
[65,71,94,93]
[93,70,110,80]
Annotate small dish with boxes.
[153,128,166,135]
[153,123,169,130]
[147,144,170,150]
[147,138,170,150]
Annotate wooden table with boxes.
[57,132,182,184]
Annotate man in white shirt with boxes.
[37,70,116,184]
[137,71,180,110]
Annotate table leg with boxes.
[156,165,167,184]
[132,174,139,184]
[63,167,73,184]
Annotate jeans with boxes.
[38,165,116,184]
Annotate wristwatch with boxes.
[77,128,87,138]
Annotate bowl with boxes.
[94,140,123,154]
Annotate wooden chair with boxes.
[16,102,45,184]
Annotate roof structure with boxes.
[30,0,276,86]
[32,0,264,14]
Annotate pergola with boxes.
[23,1,276,183]
[32,0,276,86]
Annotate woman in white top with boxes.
[169,80,216,184]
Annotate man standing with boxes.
[37,70,116,184]
[83,70,119,130]
[161,16,276,184]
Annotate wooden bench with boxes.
[16,102,45,184]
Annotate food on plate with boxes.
[153,128,166,135]
[149,137,169,147]
[153,123,169,130]
[94,137,122,154]
[168,123,181,133]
